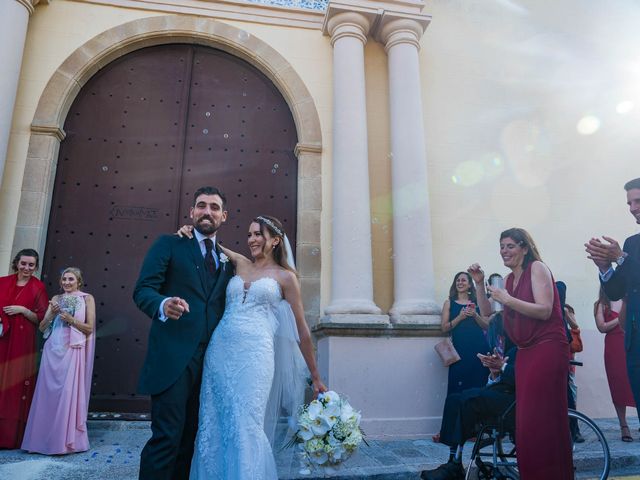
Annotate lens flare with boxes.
[616,101,634,114]
[452,161,485,187]
[576,115,600,135]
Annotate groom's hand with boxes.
[164,297,190,320]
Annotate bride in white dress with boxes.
[185,215,327,480]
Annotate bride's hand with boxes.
[176,225,194,238]
[311,377,328,398]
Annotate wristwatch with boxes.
[616,252,628,267]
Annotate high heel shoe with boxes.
[621,425,633,442]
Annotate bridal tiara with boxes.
[256,216,283,236]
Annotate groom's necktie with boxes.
[203,238,216,276]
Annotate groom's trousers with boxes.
[139,343,207,480]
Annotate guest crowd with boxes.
[424,176,640,480]
[0,249,95,455]
[0,177,638,480]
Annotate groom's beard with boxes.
[194,216,218,235]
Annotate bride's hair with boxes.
[253,215,296,273]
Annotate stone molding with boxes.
[15,0,50,15]
[19,15,323,321]
[313,321,443,338]
[15,0,34,14]
[322,1,430,46]
[76,0,325,30]
[30,124,65,141]
[294,141,322,156]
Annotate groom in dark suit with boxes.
[586,177,640,411]
[133,186,234,480]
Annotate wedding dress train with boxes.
[190,275,306,480]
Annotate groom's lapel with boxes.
[187,236,208,295]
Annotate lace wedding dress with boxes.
[190,275,306,480]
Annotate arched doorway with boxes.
[42,44,298,412]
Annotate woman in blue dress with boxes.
[440,271,490,395]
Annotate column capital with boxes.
[324,11,374,46]
[16,0,50,15]
[322,3,378,46]
[377,13,431,52]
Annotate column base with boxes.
[390,313,441,325]
[320,313,390,325]
[390,299,441,324]
[390,299,440,316]
[324,299,382,315]
[317,335,447,437]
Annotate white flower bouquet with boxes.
[59,294,80,316]
[288,391,365,475]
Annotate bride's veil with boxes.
[264,235,309,446]
[264,299,308,446]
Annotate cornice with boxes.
[70,0,325,30]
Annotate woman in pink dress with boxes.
[594,288,638,442]
[21,267,96,454]
[486,228,572,480]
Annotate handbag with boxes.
[434,337,461,367]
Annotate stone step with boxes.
[0,418,638,480]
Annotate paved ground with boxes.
[0,417,638,479]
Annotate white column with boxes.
[323,11,382,319]
[381,17,440,323]
[0,1,36,187]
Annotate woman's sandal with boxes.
[621,425,633,442]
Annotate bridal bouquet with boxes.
[289,391,365,475]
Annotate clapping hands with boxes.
[585,236,623,272]
[477,349,508,379]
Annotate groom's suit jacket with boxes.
[133,234,234,395]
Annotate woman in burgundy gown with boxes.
[0,249,48,449]
[594,288,637,441]
[486,228,572,479]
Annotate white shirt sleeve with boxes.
[599,267,614,283]
[158,297,170,322]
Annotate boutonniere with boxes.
[219,252,229,270]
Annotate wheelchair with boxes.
[465,401,611,480]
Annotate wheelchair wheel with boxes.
[569,410,610,480]
[496,432,518,479]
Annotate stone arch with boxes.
[17,15,323,320]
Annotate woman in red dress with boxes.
[0,249,49,449]
[487,228,572,479]
[594,288,637,442]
